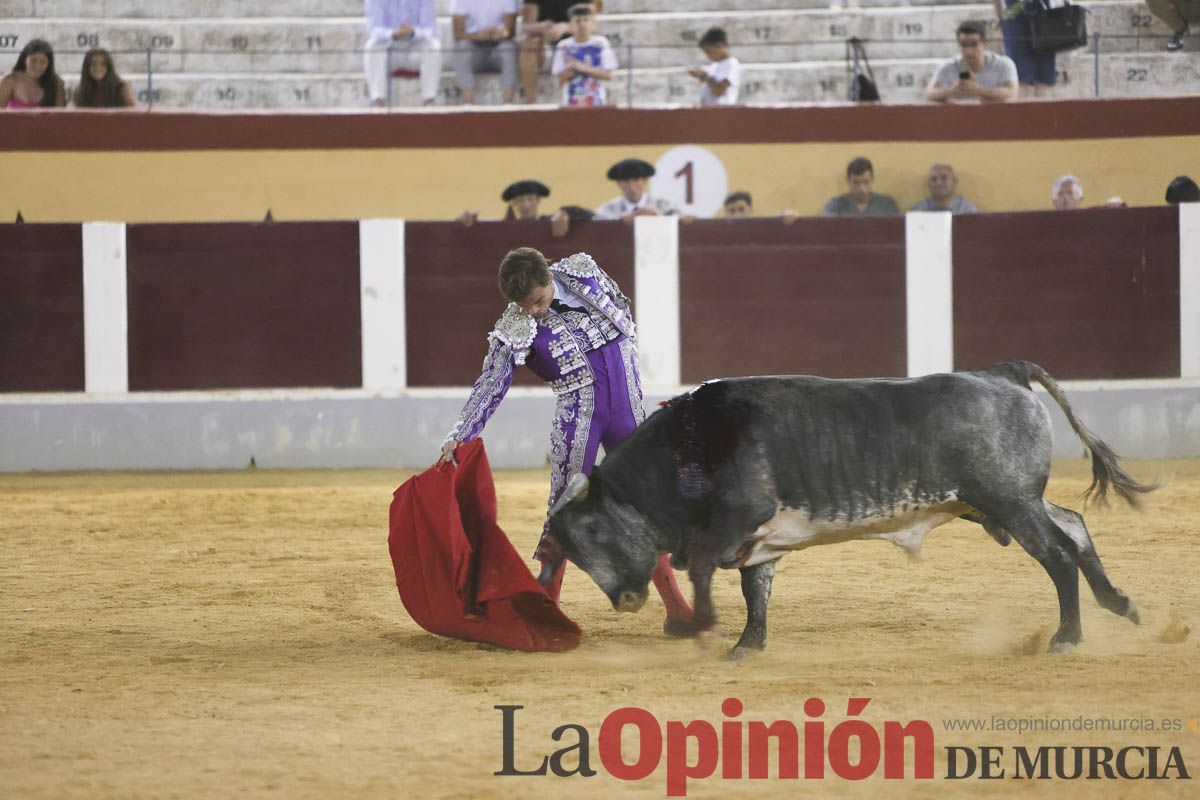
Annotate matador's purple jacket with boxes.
[444,252,646,553]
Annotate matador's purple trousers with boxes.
[535,337,692,622]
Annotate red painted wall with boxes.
[0,224,84,392]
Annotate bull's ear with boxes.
[549,473,589,516]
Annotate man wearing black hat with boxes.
[457,179,590,236]
[594,158,681,221]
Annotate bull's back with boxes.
[702,369,1049,523]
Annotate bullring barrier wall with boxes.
[3,99,1200,224]
[1,207,1198,470]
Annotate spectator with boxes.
[519,0,590,103]
[724,191,753,216]
[457,180,585,236]
[551,3,617,107]
[363,0,443,107]
[910,164,979,213]
[594,158,681,220]
[73,49,135,108]
[994,1,1056,95]
[821,157,900,217]
[0,39,66,109]
[1166,175,1200,204]
[1052,174,1084,211]
[1144,0,1195,51]
[451,0,520,104]
[687,27,740,106]
[926,20,1018,104]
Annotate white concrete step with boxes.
[1,0,1024,19]
[1,2,1176,77]
[118,51,1198,109]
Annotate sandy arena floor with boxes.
[1,457,1197,798]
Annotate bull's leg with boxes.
[653,555,696,634]
[990,503,1083,652]
[688,556,719,633]
[728,561,776,660]
[1044,501,1139,624]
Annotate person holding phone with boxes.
[926,20,1018,104]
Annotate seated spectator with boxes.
[451,0,520,104]
[0,39,66,109]
[910,164,979,213]
[1052,174,1084,211]
[724,191,753,216]
[363,0,443,107]
[1146,0,1196,51]
[926,20,1018,104]
[687,27,740,106]
[821,157,899,217]
[551,3,616,107]
[594,158,680,220]
[73,49,135,108]
[519,0,590,103]
[1166,175,1200,204]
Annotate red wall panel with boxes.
[952,207,1179,379]
[126,222,361,390]
[405,219,635,386]
[0,224,84,392]
[680,217,907,382]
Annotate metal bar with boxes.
[145,47,153,110]
[626,42,633,108]
[1092,32,1101,98]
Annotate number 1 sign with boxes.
[651,146,730,218]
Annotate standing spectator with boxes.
[1052,174,1084,210]
[926,20,1018,104]
[594,158,681,220]
[73,49,135,108]
[821,157,900,216]
[687,27,740,106]
[451,0,520,104]
[994,0,1056,96]
[551,3,617,107]
[0,39,66,109]
[518,0,574,103]
[1146,0,1197,51]
[1166,175,1200,204]
[910,164,979,213]
[724,191,753,216]
[363,0,443,107]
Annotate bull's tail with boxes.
[1017,362,1158,508]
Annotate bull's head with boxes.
[539,470,659,613]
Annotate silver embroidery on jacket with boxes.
[620,337,646,425]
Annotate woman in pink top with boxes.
[0,39,67,109]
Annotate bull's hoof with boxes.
[1048,640,1077,654]
[663,617,701,638]
[695,628,726,655]
[1125,601,1141,625]
[724,645,762,662]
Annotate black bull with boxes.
[539,362,1156,658]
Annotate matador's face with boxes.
[518,281,554,318]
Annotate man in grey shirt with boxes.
[926,20,1018,104]
[910,163,980,213]
[821,156,900,217]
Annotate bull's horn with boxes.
[549,473,589,516]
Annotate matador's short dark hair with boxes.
[498,247,552,303]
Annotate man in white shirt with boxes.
[363,0,443,107]
[593,158,681,221]
[687,26,740,106]
[926,20,1018,104]
[450,0,521,104]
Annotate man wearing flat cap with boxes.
[458,179,591,236]
[594,158,681,221]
